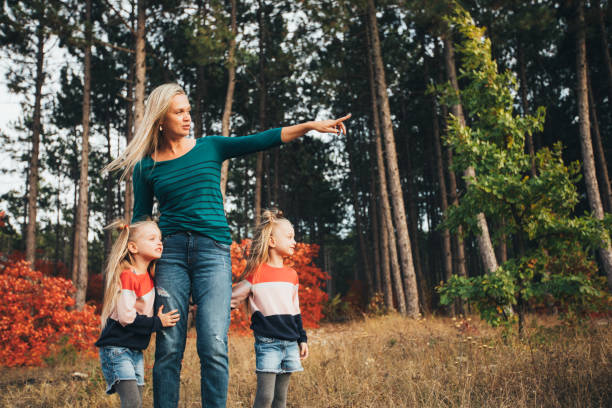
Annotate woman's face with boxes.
[161,94,191,138]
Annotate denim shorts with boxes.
[99,346,145,394]
[254,335,303,374]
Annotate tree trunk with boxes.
[369,168,382,294]
[443,33,498,274]
[379,208,394,310]
[25,25,46,265]
[594,0,612,109]
[74,0,92,310]
[104,121,114,268]
[124,62,134,222]
[430,85,453,284]
[517,41,537,177]
[436,41,468,280]
[575,2,612,289]
[366,13,396,312]
[347,134,373,296]
[405,130,431,313]
[587,71,612,213]
[133,0,146,143]
[254,0,266,226]
[367,0,418,316]
[54,190,61,276]
[220,0,238,200]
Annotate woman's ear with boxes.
[127,241,138,254]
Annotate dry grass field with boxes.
[0,314,610,408]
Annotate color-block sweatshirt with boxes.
[131,128,283,244]
[95,269,162,351]
[244,264,307,344]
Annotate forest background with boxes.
[2,0,612,335]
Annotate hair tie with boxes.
[117,223,129,232]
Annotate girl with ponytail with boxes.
[232,209,308,408]
[95,220,180,408]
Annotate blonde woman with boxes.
[95,220,180,408]
[106,83,350,408]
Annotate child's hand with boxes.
[158,305,180,327]
[299,342,309,360]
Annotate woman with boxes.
[105,83,349,408]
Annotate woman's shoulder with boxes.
[134,156,154,172]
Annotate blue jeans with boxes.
[254,335,303,374]
[99,346,145,394]
[153,232,232,408]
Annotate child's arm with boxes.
[292,275,308,358]
[116,272,176,333]
[231,280,252,309]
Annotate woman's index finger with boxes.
[336,113,352,123]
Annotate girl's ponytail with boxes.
[241,209,285,280]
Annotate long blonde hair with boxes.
[104,83,186,180]
[242,209,289,280]
[100,219,160,328]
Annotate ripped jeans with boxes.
[153,232,232,408]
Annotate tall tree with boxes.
[587,72,612,212]
[426,57,453,287]
[366,12,396,311]
[25,22,46,265]
[123,0,146,222]
[442,31,498,275]
[575,1,612,289]
[367,0,418,316]
[220,0,238,200]
[254,0,267,226]
[0,1,55,264]
[73,0,92,309]
[346,132,373,295]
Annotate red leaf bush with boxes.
[0,258,98,367]
[229,240,329,334]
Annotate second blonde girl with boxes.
[95,220,180,408]
[232,209,308,408]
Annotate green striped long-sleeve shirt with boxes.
[131,128,282,244]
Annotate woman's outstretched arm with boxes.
[280,113,351,143]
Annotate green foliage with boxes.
[436,4,608,330]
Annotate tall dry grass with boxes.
[0,314,610,407]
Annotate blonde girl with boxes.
[103,82,348,408]
[232,209,309,408]
[96,220,180,408]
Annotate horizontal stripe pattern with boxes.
[111,269,156,326]
[96,269,163,350]
[131,129,282,244]
[246,264,307,343]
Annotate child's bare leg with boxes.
[272,373,291,408]
[253,372,276,408]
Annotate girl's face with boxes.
[160,94,191,139]
[270,220,296,257]
[128,224,163,261]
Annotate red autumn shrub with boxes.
[229,240,329,334]
[0,258,99,367]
